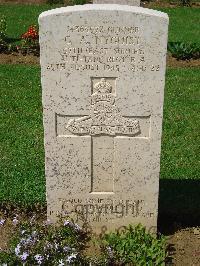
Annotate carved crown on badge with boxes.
[66,78,140,136]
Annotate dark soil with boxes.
[142,1,200,8]
[0,52,40,65]
[166,228,200,265]
[166,54,200,67]
[0,204,46,250]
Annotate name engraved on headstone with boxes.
[46,25,160,74]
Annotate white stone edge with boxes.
[39,4,169,23]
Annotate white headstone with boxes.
[39,5,168,233]
[93,0,140,6]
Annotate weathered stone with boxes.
[93,0,140,6]
[39,5,169,233]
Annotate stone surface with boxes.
[39,5,169,233]
[93,0,140,6]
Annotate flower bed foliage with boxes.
[0,217,87,265]
[0,16,7,53]
[179,0,191,6]
[19,25,39,56]
[0,16,39,56]
[168,42,200,60]
[101,224,167,265]
[142,0,192,7]
[0,215,168,265]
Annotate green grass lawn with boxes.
[160,67,199,179]
[0,64,199,205]
[158,7,200,43]
[0,4,200,43]
[0,4,59,41]
[0,65,45,205]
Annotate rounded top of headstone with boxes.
[39,4,169,23]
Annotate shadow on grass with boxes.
[158,179,200,235]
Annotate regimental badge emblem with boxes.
[66,78,140,136]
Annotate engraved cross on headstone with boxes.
[62,78,140,193]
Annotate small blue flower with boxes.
[12,217,19,226]
[66,253,77,263]
[20,251,29,261]
[64,220,71,226]
[20,238,26,245]
[21,230,26,235]
[54,242,59,250]
[34,254,44,265]
[58,259,65,266]
[15,244,21,256]
[32,230,37,236]
[107,246,114,258]
[74,224,81,231]
[0,219,5,226]
[43,219,52,226]
[63,246,71,252]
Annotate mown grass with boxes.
[0,4,199,43]
[0,64,199,205]
[0,64,45,205]
[160,67,200,179]
[158,7,200,43]
[0,4,59,40]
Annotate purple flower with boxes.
[43,219,52,226]
[0,219,5,226]
[34,254,44,265]
[30,215,36,224]
[20,235,35,246]
[20,238,26,245]
[45,242,53,250]
[64,220,71,226]
[13,217,19,226]
[21,230,26,235]
[64,220,81,231]
[66,253,77,263]
[107,246,114,258]
[15,244,21,256]
[63,246,71,252]
[74,223,81,231]
[58,259,65,266]
[26,236,33,244]
[20,252,29,261]
[32,230,37,237]
[54,242,59,250]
